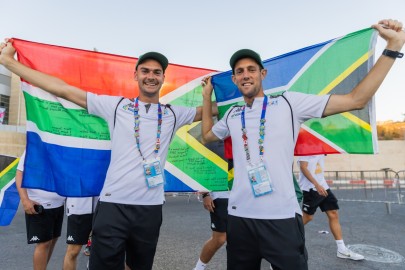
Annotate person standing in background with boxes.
[16,150,65,270]
[298,154,364,260]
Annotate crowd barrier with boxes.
[294,169,405,214]
[167,169,405,213]
[165,192,202,203]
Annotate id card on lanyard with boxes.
[143,158,164,188]
[134,97,164,189]
[247,162,273,197]
[241,96,274,197]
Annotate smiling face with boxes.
[134,59,165,102]
[231,57,267,104]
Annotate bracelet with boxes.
[382,49,404,59]
[202,193,210,198]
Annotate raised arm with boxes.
[201,76,220,144]
[0,39,87,109]
[194,102,218,122]
[323,19,405,117]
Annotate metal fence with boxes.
[165,192,202,203]
[295,169,405,213]
[168,169,405,213]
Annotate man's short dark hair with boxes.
[229,49,264,73]
[135,52,169,72]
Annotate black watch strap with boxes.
[382,49,404,59]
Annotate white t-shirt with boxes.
[87,93,196,205]
[298,155,328,191]
[17,151,65,209]
[65,197,98,216]
[212,91,329,219]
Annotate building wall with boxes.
[0,65,11,96]
[0,74,25,158]
[8,74,26,126]
[294,140,405,172]
[0,131,26,158]
[0,65,12,124]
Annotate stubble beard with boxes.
[140,81,161,99]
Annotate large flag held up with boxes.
[14,38,226,196]
[12,27,378,198]
[0,158,20,226]
[212,28,378,157]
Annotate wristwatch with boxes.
[382,49,404,59]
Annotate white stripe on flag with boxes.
[165,161,207,191]
[301,124,347,154]
[22,82,84,110]
[284,40,336,90]
[27,121,111,150]
[0,178,16,207]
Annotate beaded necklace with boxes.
[133,97,162,160]
[240,95,268,164]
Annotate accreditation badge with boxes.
[143,158,164,188]
[247,162,273,197]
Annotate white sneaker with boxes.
[337,249,365,260]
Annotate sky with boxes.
[1,0,404,121]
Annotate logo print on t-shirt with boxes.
[123,102,135,112]
[229,107,243,119]
[269,99,278,106]
[315,163,322,174]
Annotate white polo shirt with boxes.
[66,197,98,216]
[298,154,328,191]
[212,91,329,219]
[17,151,65,209]
[87,93,196,205]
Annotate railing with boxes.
[294,169,405,213]
[168,170,405,212]
[165,192,202,203]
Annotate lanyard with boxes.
[134,97,162,160]
[241,95,268,163]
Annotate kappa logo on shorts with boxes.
[29,236,40,242]
[67,235,75,242]
[211,223,216,229]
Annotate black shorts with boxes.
[302,189,339,215]
[210,198,228,232]
[66,213,93,245]
[227,214,307,270]
[25,205,64,244]
[89,201,163,270]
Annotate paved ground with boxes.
[1,194,405,270]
